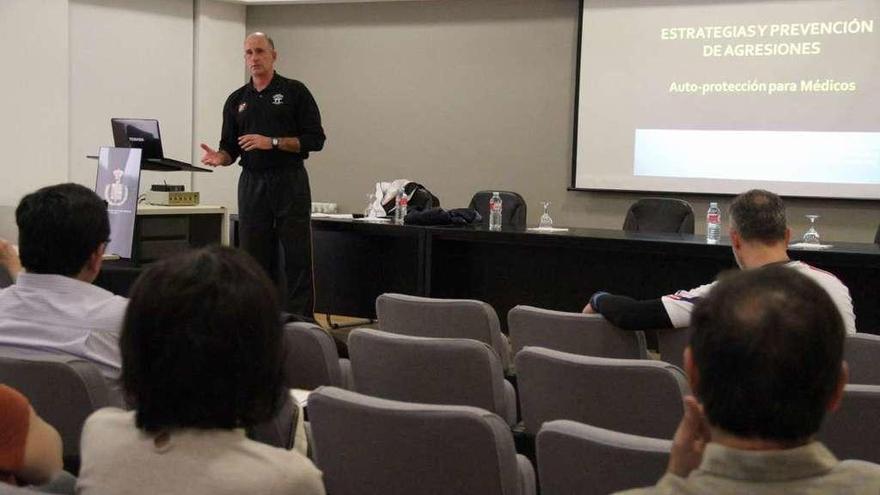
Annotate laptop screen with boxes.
[96,147,142,259]
[111,118,164,160]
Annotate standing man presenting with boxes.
[201,32,325,318]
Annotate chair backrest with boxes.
[537,420,670,495]
[246,391,298,450]
[348,328,516,425]
[819,384,880,464]
[508,306,647,359]
[376,293,511,370]
[623,198,695,234]
[468,190,528,228]
[281,322,350,390]
[0,352,111,464]
[309,386,535,495]
[656,326,692,369]
[844,333,880,385]
[516,347,689,437]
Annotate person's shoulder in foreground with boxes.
[619,443,880,494]
[77,246,324,495]
[614,266,879,494]
[0,384,63,487]
[79,408,324,495]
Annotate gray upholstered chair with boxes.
[844,333,880,385]
[623,198,695,234]
[0,352,113,473]
[281,322,352,390]
[537,420,670,495]
[508,306,647,359]
[376,293,512,371]
[348,328,517,425]
[468,190,528,228]
[246,393,299,450]
[516,347,689,438]
[309,386,536,495]
[656,326,693,369]
[819,384,880,463]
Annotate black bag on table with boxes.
[382,182,440,216]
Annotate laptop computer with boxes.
[96,147,142,259]
[111,118,211,173]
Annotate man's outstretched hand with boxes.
[200,144,231,167]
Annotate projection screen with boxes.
[572,0,880,199]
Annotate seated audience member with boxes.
[0,384,63,487]
[0,184,126,384]
[616,266,880,494]
[76,246,324,495]
[584,189,856,334]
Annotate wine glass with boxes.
[539,201,553,229]
[803,214,820,245]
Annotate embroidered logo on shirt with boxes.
[272,93,284,105]
[238,102,247,113]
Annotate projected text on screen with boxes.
[573,0,880,199]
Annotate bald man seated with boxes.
[584,189,856,334]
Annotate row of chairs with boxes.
[306,385,680,494]
[339,326,880,459]
[375,293,880,384]
[306,381,880,495]
[347,326,686,435]
[1,293,878,486]
[297,292,880,493]
[4,332,875,495]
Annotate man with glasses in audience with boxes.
[617,266,880,494]
[584,189,856,334]
[0,183,126,386]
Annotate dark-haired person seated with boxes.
[0,184,126,385]
[616,266,880,494]
[0,384,63,487]
[76,246,324,495]
[583,189,856,334]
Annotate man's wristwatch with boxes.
[271,137,279,150]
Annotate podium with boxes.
[133,205,227,263]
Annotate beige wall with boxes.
[192,0,247,213]
[0,0,69,207]
[248,0,879,242]
[69,0,195,193]
[1,0,237,207]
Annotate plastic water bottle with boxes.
[706,202,721,244]
[395,190,408,225]
[489,192,503,231]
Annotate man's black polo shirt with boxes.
[219,72,325,170]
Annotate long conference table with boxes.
[312,218,880,334]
